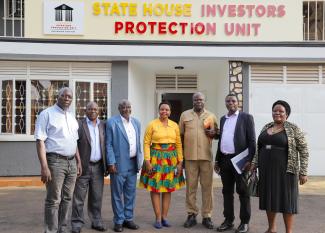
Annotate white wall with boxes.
[128,58,229,153]
[250,84,325,175]
[128,61,152,128]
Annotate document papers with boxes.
[231,148,249,174]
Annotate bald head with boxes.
[193,92,205,101]
[193,92,205,113]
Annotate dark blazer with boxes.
[215,112,256,164]
[77,118,106,175]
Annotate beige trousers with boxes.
[185,160,214,218]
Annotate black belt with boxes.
[46,152,75,160]
[221,152,236,156]
[130,156,137,160]
[89,160,102,165]
[263,145,287,151]
[221,152,236,158]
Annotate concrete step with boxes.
[0,176,110,187]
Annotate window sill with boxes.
[2,17,24,20]
[0,134,35,142]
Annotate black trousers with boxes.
[219,155,251,224]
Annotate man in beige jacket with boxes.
[179,92,218,230]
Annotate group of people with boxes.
[35,87,309,233]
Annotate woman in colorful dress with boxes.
[139,101,185,229]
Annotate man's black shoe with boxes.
[202,217,214,229]
[216,220,234,232]
[183,213,197,228]
[113,224,123,232]
[71,229,81,233]
[235,223,249,233]
[91,224,107,232]
[123,221,139,230]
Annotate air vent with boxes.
[0,62,27,78]
[156,75,197,90]
[30,62,69,78]
[177,75,197,89]
[286,65,319,84]
[156,75,177,89]
[71,63,111,77]
[250,65,283,83]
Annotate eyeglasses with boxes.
[226,100,237,103]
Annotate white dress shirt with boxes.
[220,110,239,154]
[121,115,137,158]
[86,117,102,162]
[34,104,79,156]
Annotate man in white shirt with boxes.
[35,87,82,233]
[215,93,256,233]
[71,102,107,233]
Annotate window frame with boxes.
[0,64,111,141]
[71,79,110,121]
[5,0,24,19]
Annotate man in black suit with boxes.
[215,93,256,233]
[71,102,107,233]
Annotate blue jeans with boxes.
[45,155,77,233]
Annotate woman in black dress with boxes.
[252,100,309,233]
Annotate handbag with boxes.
[242,170,259,197]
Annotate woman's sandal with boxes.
[162,219,171,227]
[154,221,162,229]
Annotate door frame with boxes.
[155,90,196,117]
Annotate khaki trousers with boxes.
[185,160,214,218]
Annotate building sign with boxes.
[94,3,285,37]
[26,0,302,41]
[43,0,84,35]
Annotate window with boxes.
[0,62,111,140]
[30,80,69,134]
[303,1,325,40]
[1,0,24,37]
[75,81,108,121]
[7,0,24,18]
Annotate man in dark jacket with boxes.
[71,101,107,233]
[215,93,256,233]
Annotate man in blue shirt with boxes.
[35,87,82,233]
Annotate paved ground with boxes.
[0,177,324,233]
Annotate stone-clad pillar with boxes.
[229,61,243,110]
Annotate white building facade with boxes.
[0,0,324,175]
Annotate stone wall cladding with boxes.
[229,61,243,110]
